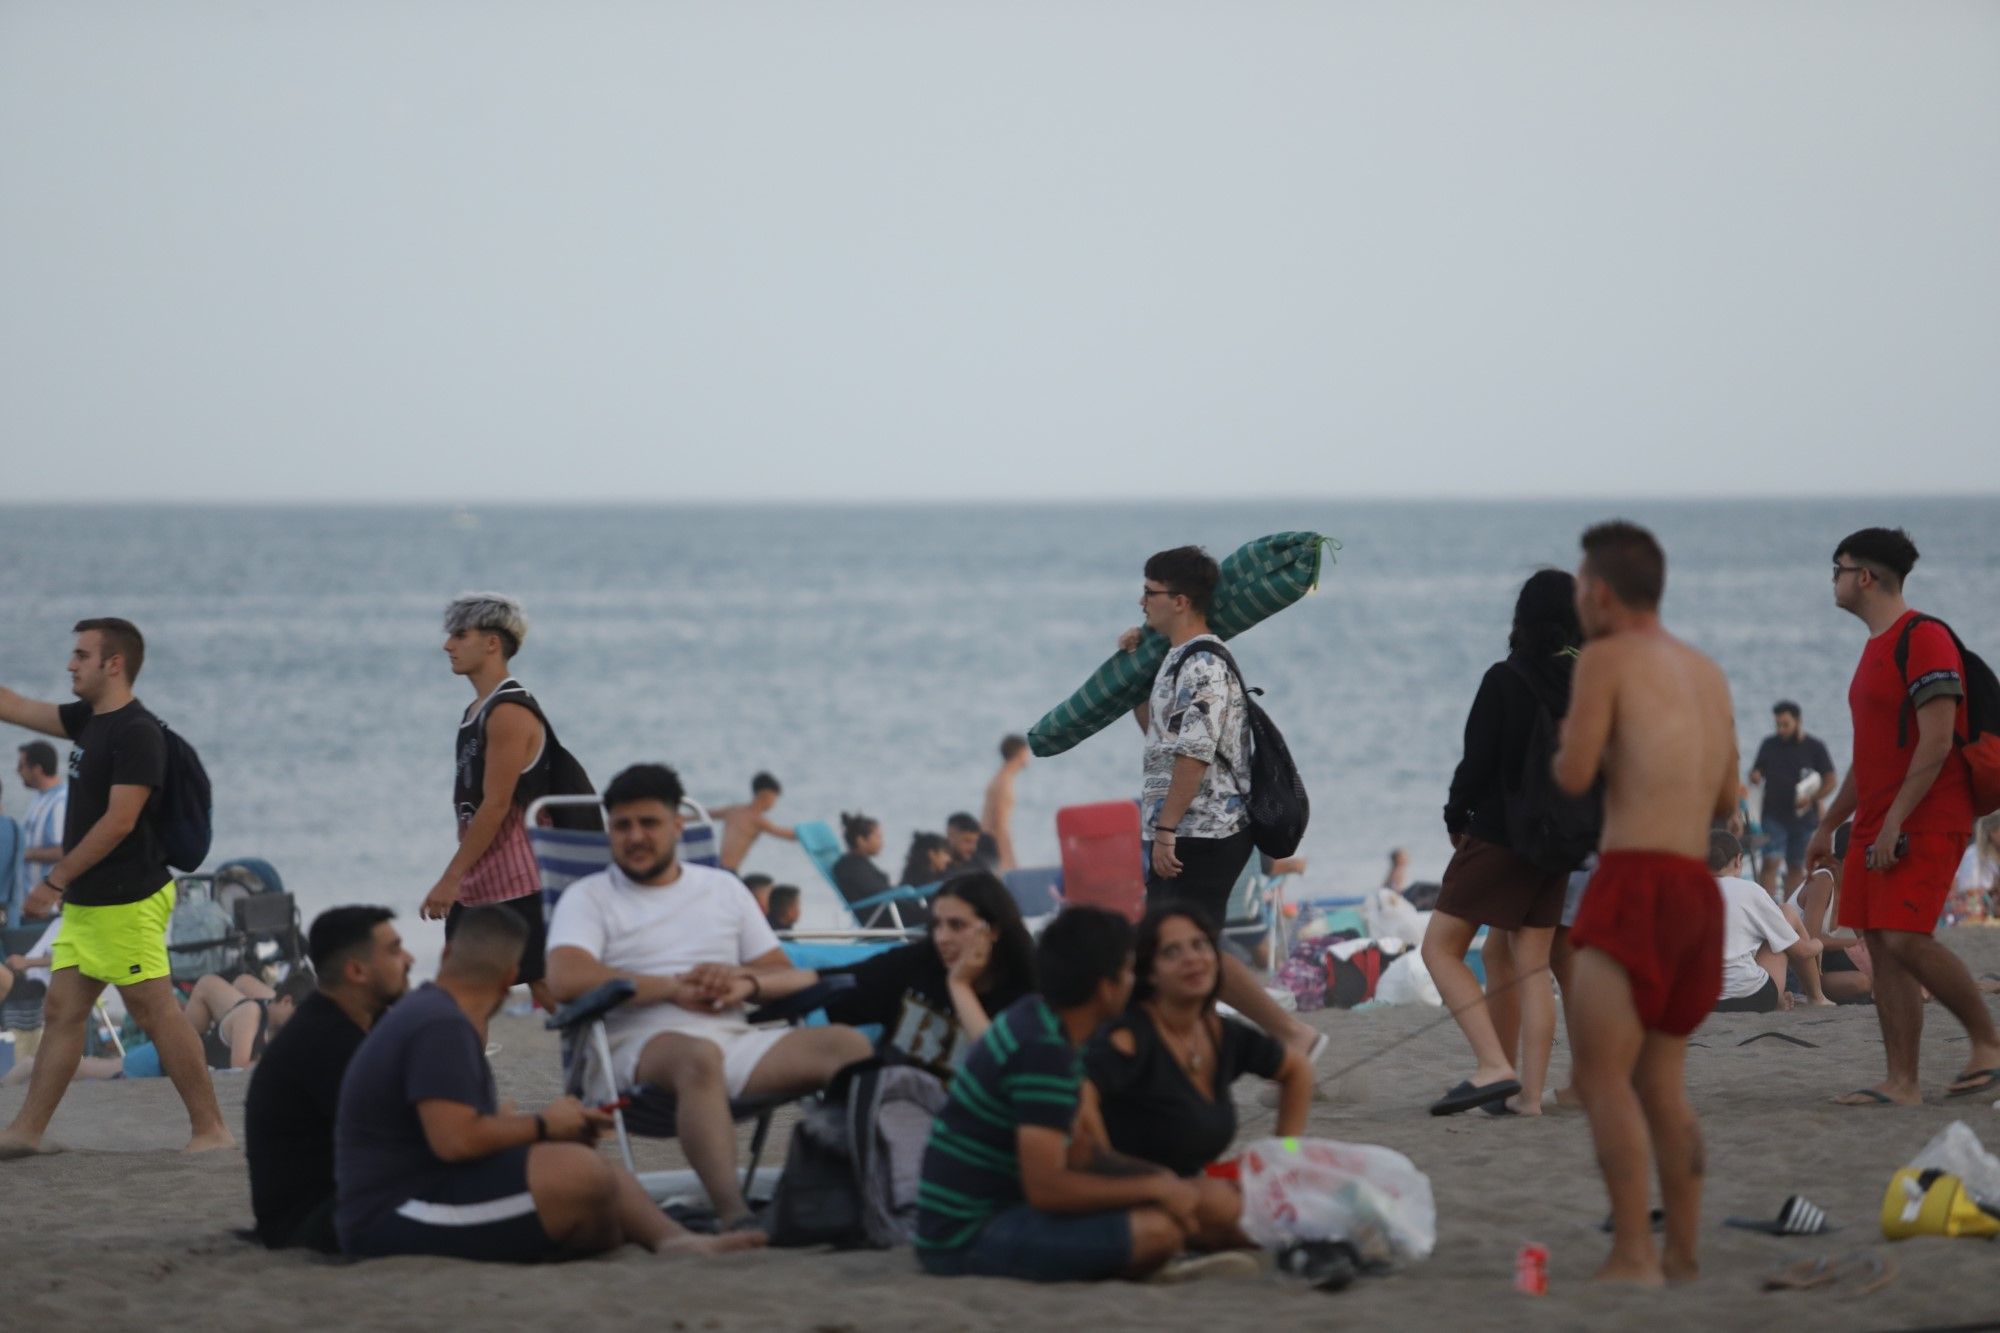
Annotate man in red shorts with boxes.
[1553,522,1738,1286]
[1806,527,2000,1106]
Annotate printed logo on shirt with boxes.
[891,993,965,1077]
[68,747,83,780]
[1908,668,1963,702]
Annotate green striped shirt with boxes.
[913,995,1082,1251]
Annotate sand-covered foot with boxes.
[1593,1253,1666,1287]
[184,1128,237,1154]
[0,1132,53,1161]
[1503,1093,1543,1117]
[1830,1084,1920,1107]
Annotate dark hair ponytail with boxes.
[840,811,879,850]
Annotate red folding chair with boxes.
[1056,801,1147,921]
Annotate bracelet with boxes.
[1153,826,1177,838]
[534,1113,547,1142]
[41,876,65,895]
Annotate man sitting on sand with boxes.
[335,906,762,1261]
[1708,830,1826,1014]
[710,772,798,873]
[245,906,413,1251]
[1553,521,1738,1285]
[546,763,872,1231]
[914,907,1254,1284]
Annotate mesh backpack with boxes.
[1167,640,1309,859]
[1894,615,2000,818]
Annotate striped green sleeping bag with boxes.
[1028,531,1340,758]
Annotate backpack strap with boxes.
[1167,639,1262,697]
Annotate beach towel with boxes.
[1027,531,1339,758]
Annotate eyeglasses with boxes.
[1831,564,1867,580]
[1141,586,1177,600]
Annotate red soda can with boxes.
[1514,1243,1549,1296]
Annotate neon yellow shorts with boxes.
[51,882,176,986]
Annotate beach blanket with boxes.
[1027,531,1340,758]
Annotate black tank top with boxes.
[453,678,554,829]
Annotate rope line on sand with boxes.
[1239,962,1557,1131]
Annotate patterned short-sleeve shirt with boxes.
[1141,635,1251,842]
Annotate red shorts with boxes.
[1569,850,1722,1037]
[1837,831,1967,934]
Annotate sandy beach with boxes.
[5,929,1998,1333]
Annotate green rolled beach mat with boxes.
[1028,531,1341,758]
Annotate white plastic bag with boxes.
[1238,1137,1436,1264]
[1373,951,1442,1007]
[1910,1121,2000,1211]
[1361,889,1426,949]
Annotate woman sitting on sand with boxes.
[811,873,1035,1078]
[1789,824,1874,1005]
[1083,904,1312,1244]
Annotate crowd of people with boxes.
[0,522,1995,1292]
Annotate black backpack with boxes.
[1500,660,1602,875]
[539,726,605,832]
[1894,614,2000,818]
[154,720,214,873]
[1169,641,1309,859]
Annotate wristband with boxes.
[1153,826,1177,837]
[534,1113,547,1142]
[41,877,65,895]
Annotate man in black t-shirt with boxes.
[0,618,232,1157]
[1747,701,1838,895]
[246,906,414,1249]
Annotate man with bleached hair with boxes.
[420,593,577,1011]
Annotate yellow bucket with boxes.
[1880,1168,2000,1240]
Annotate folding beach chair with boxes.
[1056,801,1147,921]
[791,817,942,932]
[546,975,856,1193]
[526,794,719,913]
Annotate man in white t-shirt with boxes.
[1708,830,1824,1015]
[546,763,872,1229]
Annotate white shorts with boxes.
[606,1007,792,1100]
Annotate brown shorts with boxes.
[1434,836,1568,930]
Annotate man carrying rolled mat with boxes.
[1119,545,1325,1066]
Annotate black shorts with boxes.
[447,895,547,984]
[1712,975,1781,1014]
[1145,828,1256,926]
[342,1147,554,1263]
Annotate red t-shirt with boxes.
[1847,609,1973,842]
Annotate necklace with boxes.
[1152,1006,1209,1074]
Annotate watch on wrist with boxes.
[534,1113,548,1142]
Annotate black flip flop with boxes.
[1479,1098,1519,1117]
[1429,1078,1521,1116]
[1726,1195,1835,1236]
[1945,1068,2000,1099]
[1831,1088,1899,1107]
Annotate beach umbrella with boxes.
[1027,530,1340,758]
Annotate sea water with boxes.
[2,499,1993,966]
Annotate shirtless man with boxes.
[981,736,1030,873]
[1552,522,1737,1286]
[710,773,798,873]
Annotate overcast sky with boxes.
[4,2,1996,503]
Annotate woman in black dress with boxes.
[1085,904,1312,1245]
